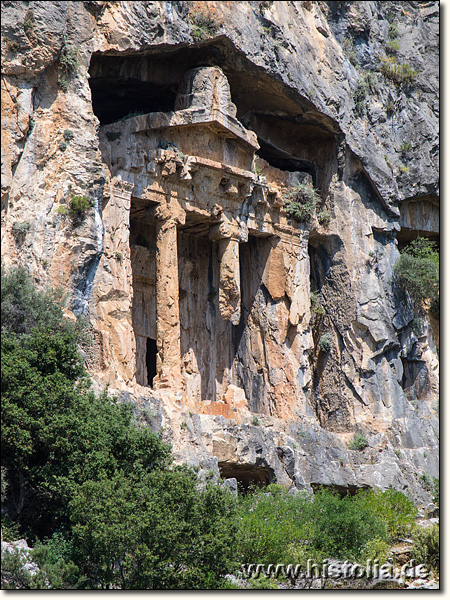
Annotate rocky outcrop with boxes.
[1,1,439,505]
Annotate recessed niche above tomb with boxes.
[89,39,339,187]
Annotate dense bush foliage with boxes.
[411,525,439,577]
[234,484,417,571]
[283,183,320,223]
[394,237,439,313]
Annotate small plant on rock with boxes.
[385,39,400,54]
[311,291,326,315]
[5,38,20,53]
[342,36,358,66]
[63,129,74,142]
[11,222,30,237]
[188,11,218,42]
[318,332,332,353]
[283,183,320,223]
[348,432,368,451]
[59,76,70,93]
[388,22,398,39]
[386,101,396,116]
[317,210,331,226]
[56,205,69,216]
[380,56,418,86]
[23,10,35,34]
[68,194,91,223]
[59,45,79,74]
[399,142,412,154]
[252,416,261,426]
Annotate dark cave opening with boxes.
[218,462,274,493]
[256,138,318,183]
[310,483,371,498]
[146,337,158,388]
[89,77,177,125]
[396,227,439,252]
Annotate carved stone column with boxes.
[154,217,182,388]
[217,236,241,325]
[210,212,242,325]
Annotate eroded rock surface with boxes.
[1,1,439,505]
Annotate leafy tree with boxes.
[1,266,67,337]
[394,237,439,312]
[2,327,170,539]
[70,469,237,589]
[352,487,417,538]
[309,489,387,560]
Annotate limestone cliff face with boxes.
[1,1,439,504]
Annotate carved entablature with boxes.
[101,67,301,244]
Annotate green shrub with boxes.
[386,100,396,115]
[252,416,261,426]
[394,237,439,308]
[359,536,391,565]
[1,266,237,589]
[352,72,376,114]
[385,39,400,54]
[399,142,412,154]
[234,486,313,567]
[388,22,398,39]
[352,487,417,538]
[284,183,320,223]
[317,210,331,226]
[63,130,74,142]
[69,194,91,219]
[418,473,433,492]
[348,432,367,451]
[311,291,326,315]
[319,332,332,353]
[399,165,409,173]
[12,221,30,236]
[59,45,79,74]
[188,11,218,42]
[411,525,439,576]
[1,547,34,589]
[380,56,418,86]
[309,489,387,561]
[59,141,67,152]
